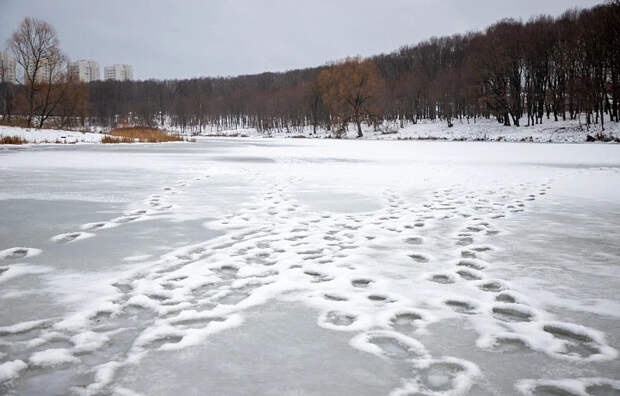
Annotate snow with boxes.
[0,360,27,383]
[29,348,79,367]
[50,231,95,244]
[0,263,52,285]
[349,330,429,359]
[121,254,153,262]
[516,377,620,395]
[2,117,619,146]
[71,331,110,353]
[392,357,481,396]
[85,361,124,394]
[0,247,42,260]
[0,319,50,335]
[196,117,620,143]
[0,139,619,394]
[0,125,104,144]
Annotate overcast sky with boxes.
[0,0,603,80]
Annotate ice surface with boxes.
[0,139,619,395]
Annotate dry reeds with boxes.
[108,127,184,143]
[101,135,133,143]
[0,135,28,144]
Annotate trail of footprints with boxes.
[1,176,618,395]
[50,179,196,243]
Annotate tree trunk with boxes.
[600,97,605,131]
[356,119,363,138]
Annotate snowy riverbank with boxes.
[0,126,189,146]
[198,118,620,143]
[2,118,620,146]
[0,126,105,144]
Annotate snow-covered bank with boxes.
[3,117,619,146]
[0,126,104,144]
[198,118,620,143]
[0,126,193,146]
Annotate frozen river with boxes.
[0,139,619,395]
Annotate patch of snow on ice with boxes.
[29,348,78,367]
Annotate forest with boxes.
[1,1,619,135]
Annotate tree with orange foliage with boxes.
[317,57,384,137]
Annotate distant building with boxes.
[104,64,133,81]
[68,60,100,82]
[0,51,17,83]
[23,57,63,84]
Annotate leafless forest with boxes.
[1,1,619,135]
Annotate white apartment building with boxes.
[104,64,133,81]
[23,57,63,84]
[68,60,100,82]
[0,51,17,83]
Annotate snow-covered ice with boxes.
[0,138,619,395]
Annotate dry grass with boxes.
[0,119,29,128]
[0,135,28,144]
[101,135,133,144]
[108,127,184,143]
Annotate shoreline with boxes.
[2,119,619,146]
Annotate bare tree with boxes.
[0,54,10,121]
[8,17,66,127]
[0,53,5,83]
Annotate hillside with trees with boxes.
[1,1,619,136]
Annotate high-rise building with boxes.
[0,51,17,83]
[68,60,100,82]
[23,57,63,84]
[104,64,133,81]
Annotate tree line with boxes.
[1,1,618,135]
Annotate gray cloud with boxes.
[0,0,603,80]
